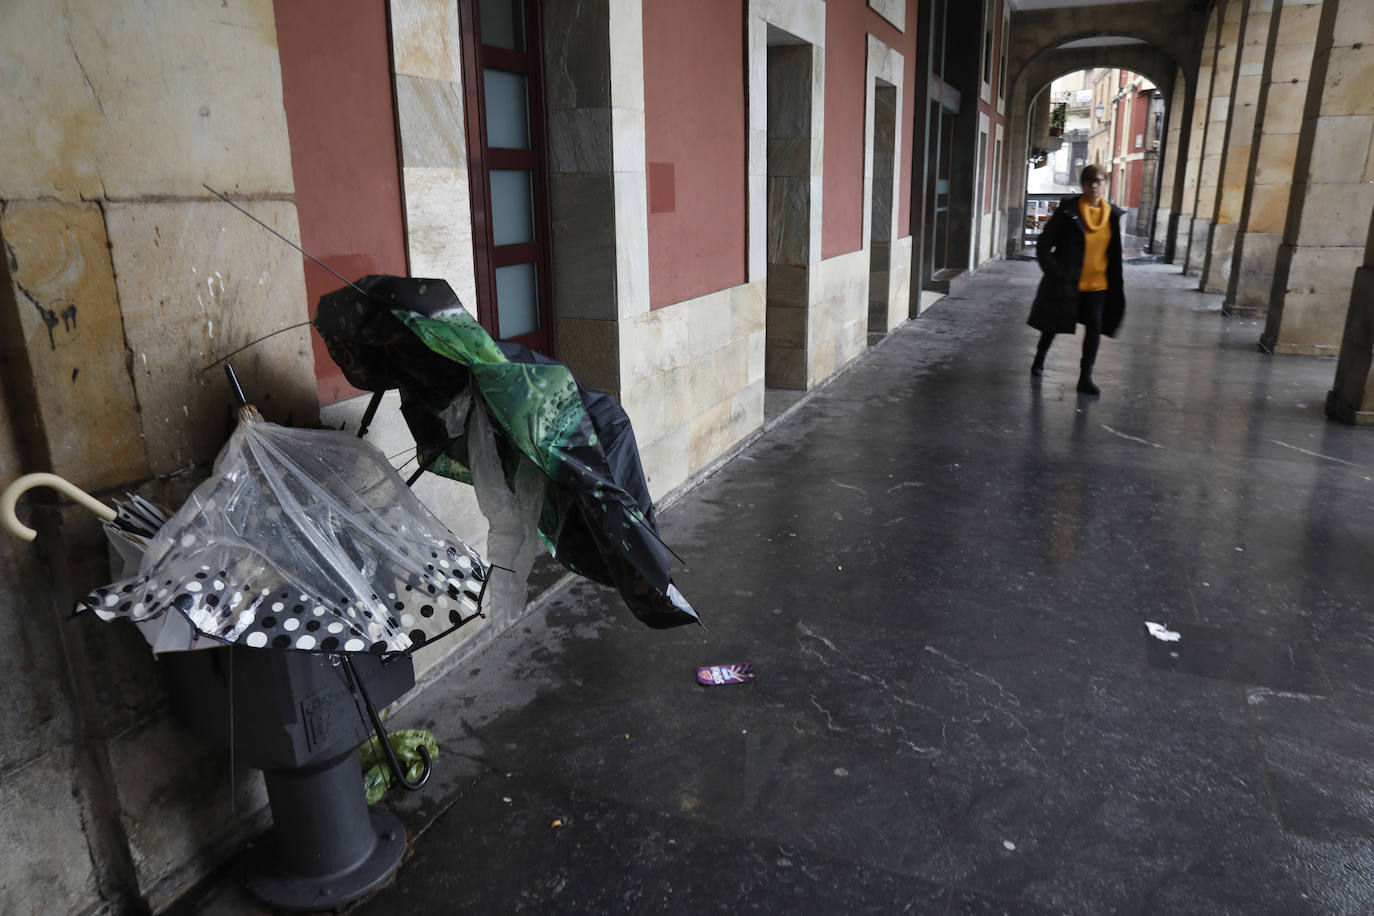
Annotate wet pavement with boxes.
[192,259,1374,914]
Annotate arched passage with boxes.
[1004,41,1187,255]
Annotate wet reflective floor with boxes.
[202,260,1374,914]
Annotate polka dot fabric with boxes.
[77,419,489,656]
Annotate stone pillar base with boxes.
[1325,266,1374,425]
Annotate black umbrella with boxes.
[313,275,699,630]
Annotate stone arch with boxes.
[997,0,1213,254]
[1004,42,1189,256]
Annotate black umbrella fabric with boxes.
[313,275,698,629]
[77,412,488,655]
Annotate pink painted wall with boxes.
[823,0,920,259]
[274,0,408,406]
[643,0,747,309]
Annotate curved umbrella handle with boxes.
[1,472,116,542]
[341,655,432,792]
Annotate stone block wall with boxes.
[1264,0,1374,356]
[1230,0,1322,315]
[1206,0,1270,297]
[1188,0,1243,277]
[0,0,318,909]
[623,282,767,499]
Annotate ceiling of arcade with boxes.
[1006,0,1213,106]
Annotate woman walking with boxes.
[1027,164,1125,396]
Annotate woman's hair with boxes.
[1081,164,1107,185]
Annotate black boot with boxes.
[1030,347,1048,377]
[1076,372,1100,396]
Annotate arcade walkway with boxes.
[202,259,1374,914]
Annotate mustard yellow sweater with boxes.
[1078,198,1110,292]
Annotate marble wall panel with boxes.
[768,177,812,265]
[747,328,766,384]
[686,288,734,359]
[105,199,318,476]
[390,0,462,81]
[766,346,807,390]
[768,46,814,141]
[608,0,645,112]
[749,174,768,282]
[1,201,148,488]
[613,107,647,176]
[750,129,768,179]
[554,318,621,393]
[755,0,826,47]
[548,109,615,174]
[867,0,905,32]
[1,0,293,201]
[767,304,808,349]
[636,423,689,503]
[402,167,479,311]
[613,174,651,319]
[688,353,729,418]
[729,379,766,445]
[622,307,689,386]
[730,281,767,339]
[395,75,467,169]
[543,0,612,111]
[550,172,618,320]
[769,139,812,178]
[767,262,810,309]
[718,336,752,395]
[620,365,692,446]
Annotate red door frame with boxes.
[458,0,556,356]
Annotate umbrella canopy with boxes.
[313,275,698,629]
[77,413,488,655]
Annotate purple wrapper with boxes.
[696,662,755,686]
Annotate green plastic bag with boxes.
[358,729,438,804]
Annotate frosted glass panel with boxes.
[484,69,529,149]
[495,263,539,339]
[489,170,534,246]
[480,0,524,51]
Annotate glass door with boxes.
[460,0,554,355]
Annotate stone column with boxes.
[1188,0,1243,277]
[542,0,649,396]
[1205,0,1270,296]
[1326,207,1374,423]
[1154,70,1188,257]
[1226,0,1321,315]
[1261,0,1374,355]
[1176,6,1223,265]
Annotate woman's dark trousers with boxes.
[1032,290,1105,393]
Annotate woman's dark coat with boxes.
[1027,195,1126,336]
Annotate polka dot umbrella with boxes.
[74,404,490,658]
